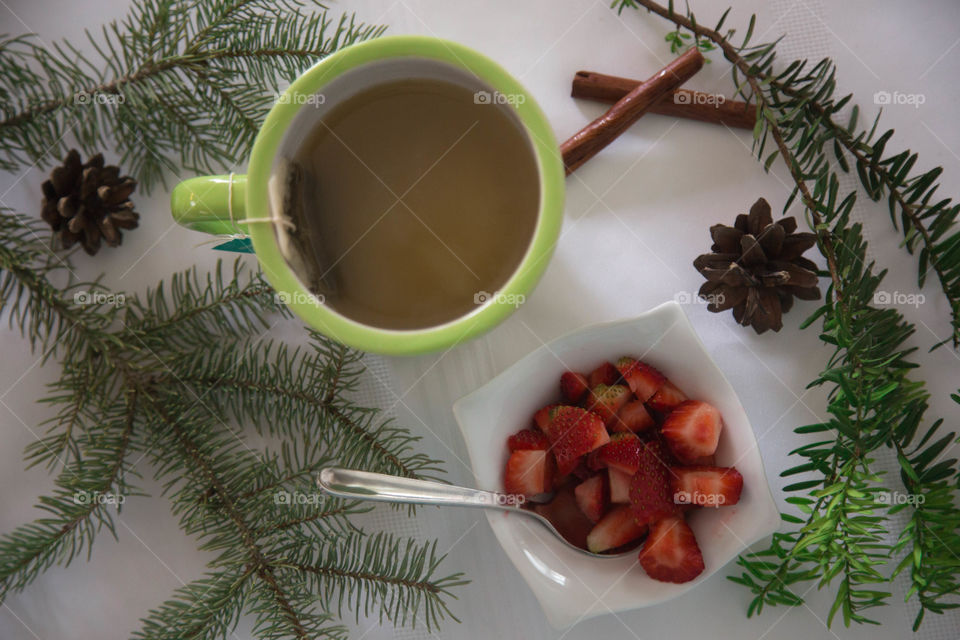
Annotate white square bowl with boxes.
[452,301,780,628]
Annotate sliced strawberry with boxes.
[542,406,610,476]
[617,400,655,433]
[503,450,554,496]
[532,404,559,431]
[586,505,648,553]
[661,400,723,463]
[616,357,666,401]
[585,384,631,428]
[560,371,590,404]
[638,516,705,583]
[574,474,607,522]
[645,437,678,468]
[507,428,549,452]
[608,467,632,503]
[598,432,643,475]
[588,362,620,388]
[671,466,743,507]
[647,381,687,413]
[533,482,594,550]
[569,459,592,482]
[628,441,679,526]
[585,449,606,471]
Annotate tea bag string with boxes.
[227,172,295,233]
[192,173,295,249]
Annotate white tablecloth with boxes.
[1,1,958,638]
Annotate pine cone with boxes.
[693,198,821,334]
[40,149,139,255]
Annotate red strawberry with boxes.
[638,516,705,583]
[533,404,559,431]
[569,459,592,482]
[608,467,632,503]
[661,400,723,463]
[574,474,607,522]
[671,466,743,507]
[588,362,620,388]
[542,406,610,476]
[616,357,666,401]
[585,384,631,428]
[617,400,655,433]
[645,437,678,468]
[507,429,549,452]
[585,449,605,471]
[560,371,590,404]
[647,381,687,412]
[533,482,594,550]
[586,506,648,553]
[628,442,679,526]
[598,432,643,475]
[503,450,554,496]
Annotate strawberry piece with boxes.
[628,441,679,526]
[671,466,743,507]
[532,404,559,431]
[587,505,648,553]
[661,400,723,463]
[507,429,549,452]
[585,449,605,471]
[617,400,655,433]
[616,357,666,401]
[560,371,590,404]
[638,516,705,583]
[588,362,620,388]
[608,467,632,503]
[585,384,631,428]
[645,437,678,468]
[574,474,608,522]
[503,450,554,496]
[542,406,610,476]
[598,432,643,475]
[533,482,594,550]
[647,381,687,412]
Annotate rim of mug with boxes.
[246,35,565,355]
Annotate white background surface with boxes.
[1,1,959,639]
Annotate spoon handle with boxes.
[318,467,518,511]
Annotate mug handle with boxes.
[171,174,249,236]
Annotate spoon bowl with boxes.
[317,467,634,559]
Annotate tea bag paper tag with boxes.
[212,237,254,253]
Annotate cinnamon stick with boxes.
[560,48,704,175]
[571,70,755,130]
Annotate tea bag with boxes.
[268,157,339,296]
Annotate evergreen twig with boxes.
[0,211,463,637]
[0,0,387,191]
[613,0,960,629]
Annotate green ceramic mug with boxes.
[170,36,564,355]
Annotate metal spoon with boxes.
[317,467,635,559]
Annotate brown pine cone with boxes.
[40,149,139,255]
[694,198,821,334]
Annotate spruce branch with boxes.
[0,0,387,191]
[0,386,139,600]
[614,0,960,629]
[276,531,467,630]
[0,209,464,637]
